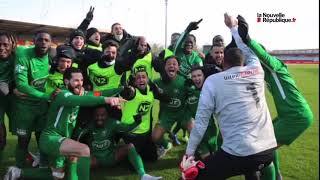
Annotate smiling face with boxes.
[65,72,83,95]
[134,71,148,91]
[210,46,224,66]
[112,24,123,36]
[184,37,194,55]
[191,69,205,89]
[165,57,179,80]
[94,106,108,127]
[72,36,85,50]
[0,35,13,60]
[34,32,51,56]
[89,32,101,45]
[103,45,117,61]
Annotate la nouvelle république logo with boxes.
[257,13,296,23]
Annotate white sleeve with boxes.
[231,27,260,67]
[186,79,215,156]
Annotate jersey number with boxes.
[246,83,260,108]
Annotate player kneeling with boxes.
[76,106,161,180]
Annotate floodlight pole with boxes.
[165,0,168,48]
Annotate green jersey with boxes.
[121,86,154,134]
[154,75,188,113]
[88,63,121,91]
[247,40,312,119]
[42,88,121,138]
[174,30,203,78]
[45,71,64,95]
[186,83,217,131]
[186,85,201,118]
[77,120,139,159]
[132,52,154,79]
[15,47,50,102]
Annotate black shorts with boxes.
[123,132,158,162]
[197,148,275,180]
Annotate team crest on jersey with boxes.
[68,110,78,123]
[93,76,109,86]
[137,101,152,115]
[169,98,181,108]
[187,95,198,105]
[92,140,110,150]
[133,65,146,74]
[31,77,47,88]
[15,64,26,73]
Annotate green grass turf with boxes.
[0,64,318,180]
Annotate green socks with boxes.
[77,157,90,180]
[68,159,78,180]
[261,162,276,180]
[273,150,281,176]
[21,167,53,179]
[128,147,145,176]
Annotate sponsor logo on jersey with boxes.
[92,140,111,150]
[224,68,259,80]
[187,95,198,105]
[168,98,181,108]
[64,92,73,97]
[31,77,47,88]
[137,101,152,115]
[133,65,147,74]
[93,76,109,86]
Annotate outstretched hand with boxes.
[86,6,95,21]
[224,13,238,29]
[50,88,61,101]
[104,97,126,109]
[237,15,251,44]
[186,19,203,31]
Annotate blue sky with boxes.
[0,0,319,50]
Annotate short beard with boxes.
[114,34,123,41]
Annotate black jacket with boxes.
[101,29,134,48]
[114,38,162,75]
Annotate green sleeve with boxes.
[173,29,191,54]
[55,91,105,106]
[114,120,139,133]
[45,79,55,95]
[248,39,284,71]
[100,87,123,97]
[194,53,203,66]
[15,56,49,100]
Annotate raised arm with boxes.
[224,13,259,66]
[54,90,125,108]
[77,6,95,32]
[236,15,284,71]
[173,19,202,54]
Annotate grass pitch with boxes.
[0,64,318,180]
